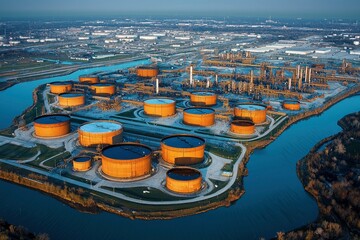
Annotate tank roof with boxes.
[184,107,214,114]
[232,120,255,127]
[50,81,72,85]
[167,168,201,181]
[80,121,122,133]
[137,66,158,69]
[73,157,91,162]
[34,114,70,124]
[145,98,175,105]
[161,135,205,148]
[79,75,98,78]
[102,143,152,160]
[59,93,84,98]
[236,104,265,111]
[191,92,215,96]
[283,100,300,104]
[92,83,114,87]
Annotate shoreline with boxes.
[0,83,359,220]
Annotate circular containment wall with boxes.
[183,107,215,127]
[58,93,85,107]
[72,156,92,171]
[34,114,71,138]
[49,81,73,94]
[166,167,202,194]
[101,143,152,179]
[283,100,300,111]
[136,66,159,78]
[230,120,255,135]
[144,98,176,117]
[91,83,116,95]
[161,134,205,165]
[79,120,123,147]
[234,104,267,124]
[79,75,99,84]
[190,92,217,106]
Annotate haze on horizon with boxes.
[0,0,359,19]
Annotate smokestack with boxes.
[299,68,303,88]
[288,78,292,90]
[308,69,312,83]
[155,78,159,94]
[250,70,254,84]
[190,65,193,86]
[305,66,308,83]
[297,65,300,79]
[215,74,218,85]
[206,78,210,88]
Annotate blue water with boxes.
[0,65,359,239]
[0,59,151,130]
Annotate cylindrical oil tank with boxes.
[183,107,215,127]
[90,83,116,95]
[72,156,92,171]
[58,93,85,107]
[79,75,99,84]
[234,104,267,124]
[79,120,123,147]
[166,167,202,194]
[101,143,152,179]
[49,81,72,94]
[136,66,159,78]
[283,100,300,111]
[161,134,205,165]
[34,114,71,138]
[190,92,217,106]
[230,120,255,135]
[144,98,176,117]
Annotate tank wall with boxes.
[234,108,267,124]
[144,102,176,117]
[183,112,215,126]
[50,84,72,94]
[190,94,217,106]
[79,77,99,84]
[136,68,159,78]
[166,176,202,194]
[34,121,70,138]
[161,143,205,165]
[58,95,85,107]
[230,123,255,135]
[101,156,151,178]
[79,129,123,147]
[91,85,116,95]
[283,102,300,111]
[73,160,91,171]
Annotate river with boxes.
[0,60,359,239]
[0,58,151,130]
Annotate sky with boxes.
[0,0,359,18]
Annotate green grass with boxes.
[205,144,242,161]
[0,143,38,160]
[47,94,56,104]
[26,144,67,167]
[206,179,229,195]
[43,152,71,167]
[221,163,234,172]
[101,186,187,201]
[116,108,137,118]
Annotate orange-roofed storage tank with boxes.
[78,120,123,147]
[183,107,215,127]
[161,134,205,165]
[230,120,255,135]
[49,81,73,94]
[136,66,159,78]
[144,98,176,117]
[90,83,116,96]
[234,104,267,124]
[190,92,217,106]
[101,143,152,179]
[282,100,301,111]
[58,93,85,107]
[72,156,92,171]
[34,114,71,138]
[79,75,99,84]
[166,167,202,194]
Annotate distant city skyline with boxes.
[0,0,359,18]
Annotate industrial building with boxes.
[90,83,116,95]
[33,114,71,138]
[234,104,267,124]
[190,92,217,106]
[161,134,205,165]
[58,93,85,107]
[72,156,92,171]
[101,143,152,179]
[49,81,73,94]
[183,107,215,127]
[230,120,255,135]
[166,167,202,194]
[78,120,123,147]
[144,98,176,117]
[79,75,99,84]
